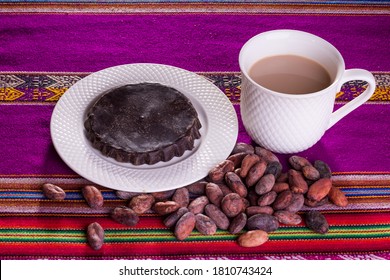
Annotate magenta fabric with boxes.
[0,14,389,72]
[0,103,388,175]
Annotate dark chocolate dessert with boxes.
[84,83,202,165]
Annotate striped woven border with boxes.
[0,1,389,15]
[1,174,389,259]
[1,72,389,104]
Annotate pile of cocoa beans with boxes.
[41,142,349,250]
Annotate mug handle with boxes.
[327,69,376,129]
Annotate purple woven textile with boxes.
[0,103,388,175]
[1,14,389,72]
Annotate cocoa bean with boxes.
[273,210,302,225]
[305,210,329,234]
[217,183,233,196]
[172,187,190,208]
[153,201,180,215]
[237,230,269,247]
[185,180,207,195]
[257,191,277,206]
[265,161,283,178]
[289,155,311,170]
[304,197,329,208]
[307,178,332,202]
[42,183,66,200]
[163,207,189,228]
[288,169,308,194]
[246,213,279,232]
[151,189,175,201]
[208,160,235,183]
[128,194,155,214]
[195,213,217,235]
[229,212,247,234]
[255,173,276,195]
[174,212,196,240]
[284,193,305,213]
[246,206,274,216]
[111,206,139,226]
[276,172,289,183]
[232,142,255,154]
[328,186,349,207]
[221,193,245,218]
[82,185,104,209]
[239,154,260,178]
[314,160,332,178]
[188,196,209,214]
[227,152,248,168]
[87,222,104,250]
[272,190,293,210]
[254,146,279,163]
[205,182,224,207]
[247,190,260,206]
[115,190,141,200]
[272,182,290,193]
[302,164,321,181]
[225,171,247,197]
[204,204,230,230]
[245,159,267,187]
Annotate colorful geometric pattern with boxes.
[1,72,389,104]
[0,174,389,260]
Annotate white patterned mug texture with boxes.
[239,29,376,154]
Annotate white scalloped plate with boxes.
[50,63,238,192]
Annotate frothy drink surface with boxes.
[249,55,332,94]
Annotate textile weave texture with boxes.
[0,1,389,260]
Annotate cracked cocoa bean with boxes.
[172,187,190,208]
[82,185,104,209]
[221,193,245,218]
[272,190,293,210]
[274,210,302,225]
[163,207,189,228]
[188,196,209,214]
[225,171,247,197]
[195,213,217,235]
[257,191,277,206]
[255,173,276,196]
[205,182,224,207]
[229,212,247,234]
[305,210,329,234]
[174,212,196,240]
[246,213,279,232]
[208,160,235,183]
[302,164,321,181]
[239,154,261,178]
[328,186,349,207]
[204,204,230,230]
[232,142,255,154]
[129,194,155,214]
[246,159,267,187]
[307,178,332,202]
[87,222,104,250]
[314,160,332,178]
[288,169,308,194]
[111,206,139,226]
[289,155,311,170]
[153,201,180,215]
[42,183,66,200]
[238,230,269,247]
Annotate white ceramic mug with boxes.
[239,29,376,154]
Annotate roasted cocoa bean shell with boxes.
[42,183,66,200]
[246,213,279,232]
[305,210,329,234]
[110,206,139,226]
